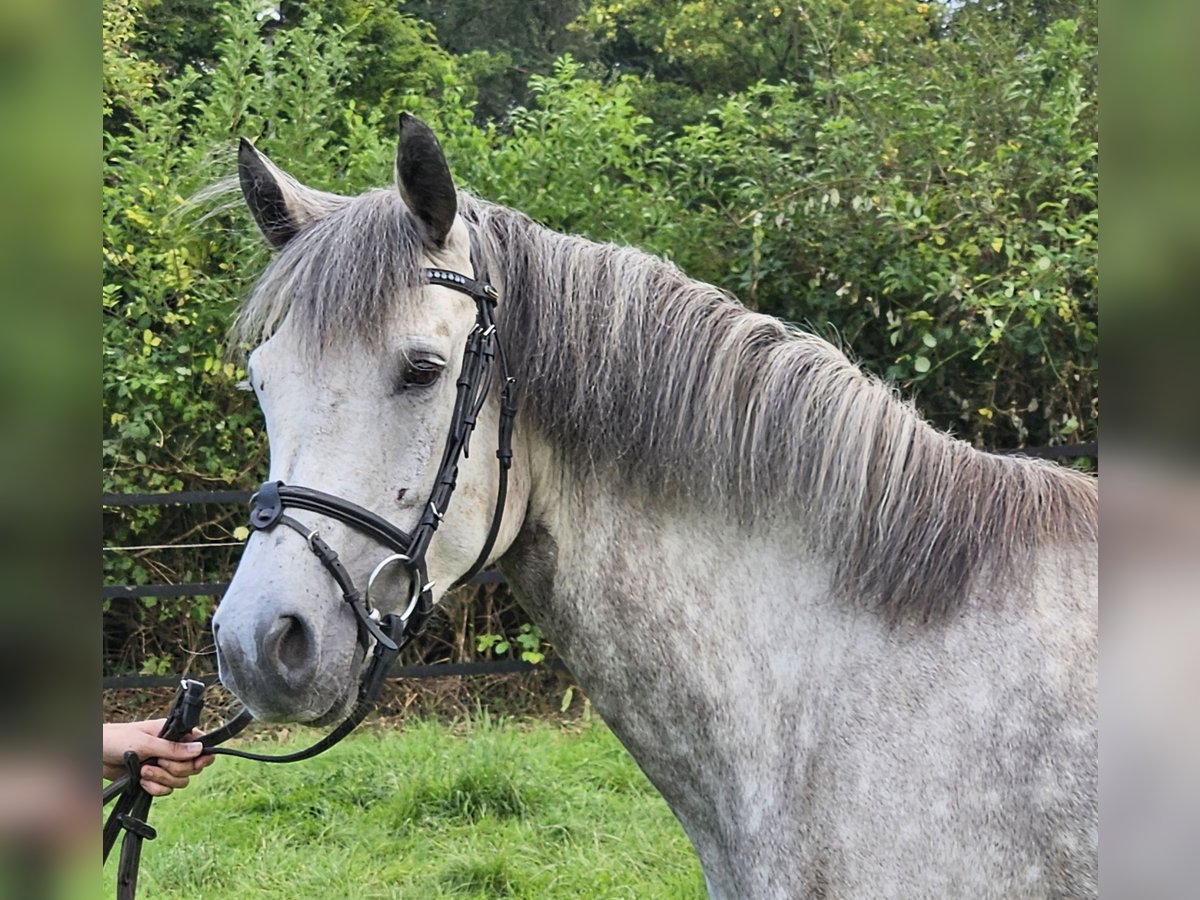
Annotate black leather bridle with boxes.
[104,237,517,899]
[243,256,517,700]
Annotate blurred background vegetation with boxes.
[103,0,1097,678]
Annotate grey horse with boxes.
[212,115,1097,898]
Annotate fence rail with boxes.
[102,440,1096,688]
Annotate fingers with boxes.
[104,724,205,764]
[141,765,189,789]
[138,775,178,797]
[106,752,215,796]
[155,754,215,778]
[103,721,218,794]
[148,736,207,763]
[134,725,206,763]
[103,721,174,767]
[182,729,218,768]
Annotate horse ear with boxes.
[238,139,299,249]
[395,113,457,249]
[238,139,341,250]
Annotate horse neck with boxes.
[505,406,1095,658]
[484,205,1096,627]
[505,429,831,661]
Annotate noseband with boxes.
[105,237,518,899]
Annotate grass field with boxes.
[103,715,706,899]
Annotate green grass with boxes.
[104,716,706,899]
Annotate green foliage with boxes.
[661,11,1097,445]
[460,57,677,244]
[291,0,458,124]
[105,0,252,655]
[477,622,547,665]
[399,0,598,122]
[132,0,226,81]
[576,0,940,94]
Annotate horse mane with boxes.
[234,187,1099,623]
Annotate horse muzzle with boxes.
[213,591,362,723]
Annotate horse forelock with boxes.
[232,189,426,354]
[233,186,1098,623]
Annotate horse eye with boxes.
[399,359,443,390]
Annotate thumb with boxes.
[139,734,205,761]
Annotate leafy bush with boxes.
[662,15,1097,446]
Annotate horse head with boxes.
[212,116,526,724]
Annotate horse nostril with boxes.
[265,615,313,676]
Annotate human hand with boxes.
[102,719,215,796]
